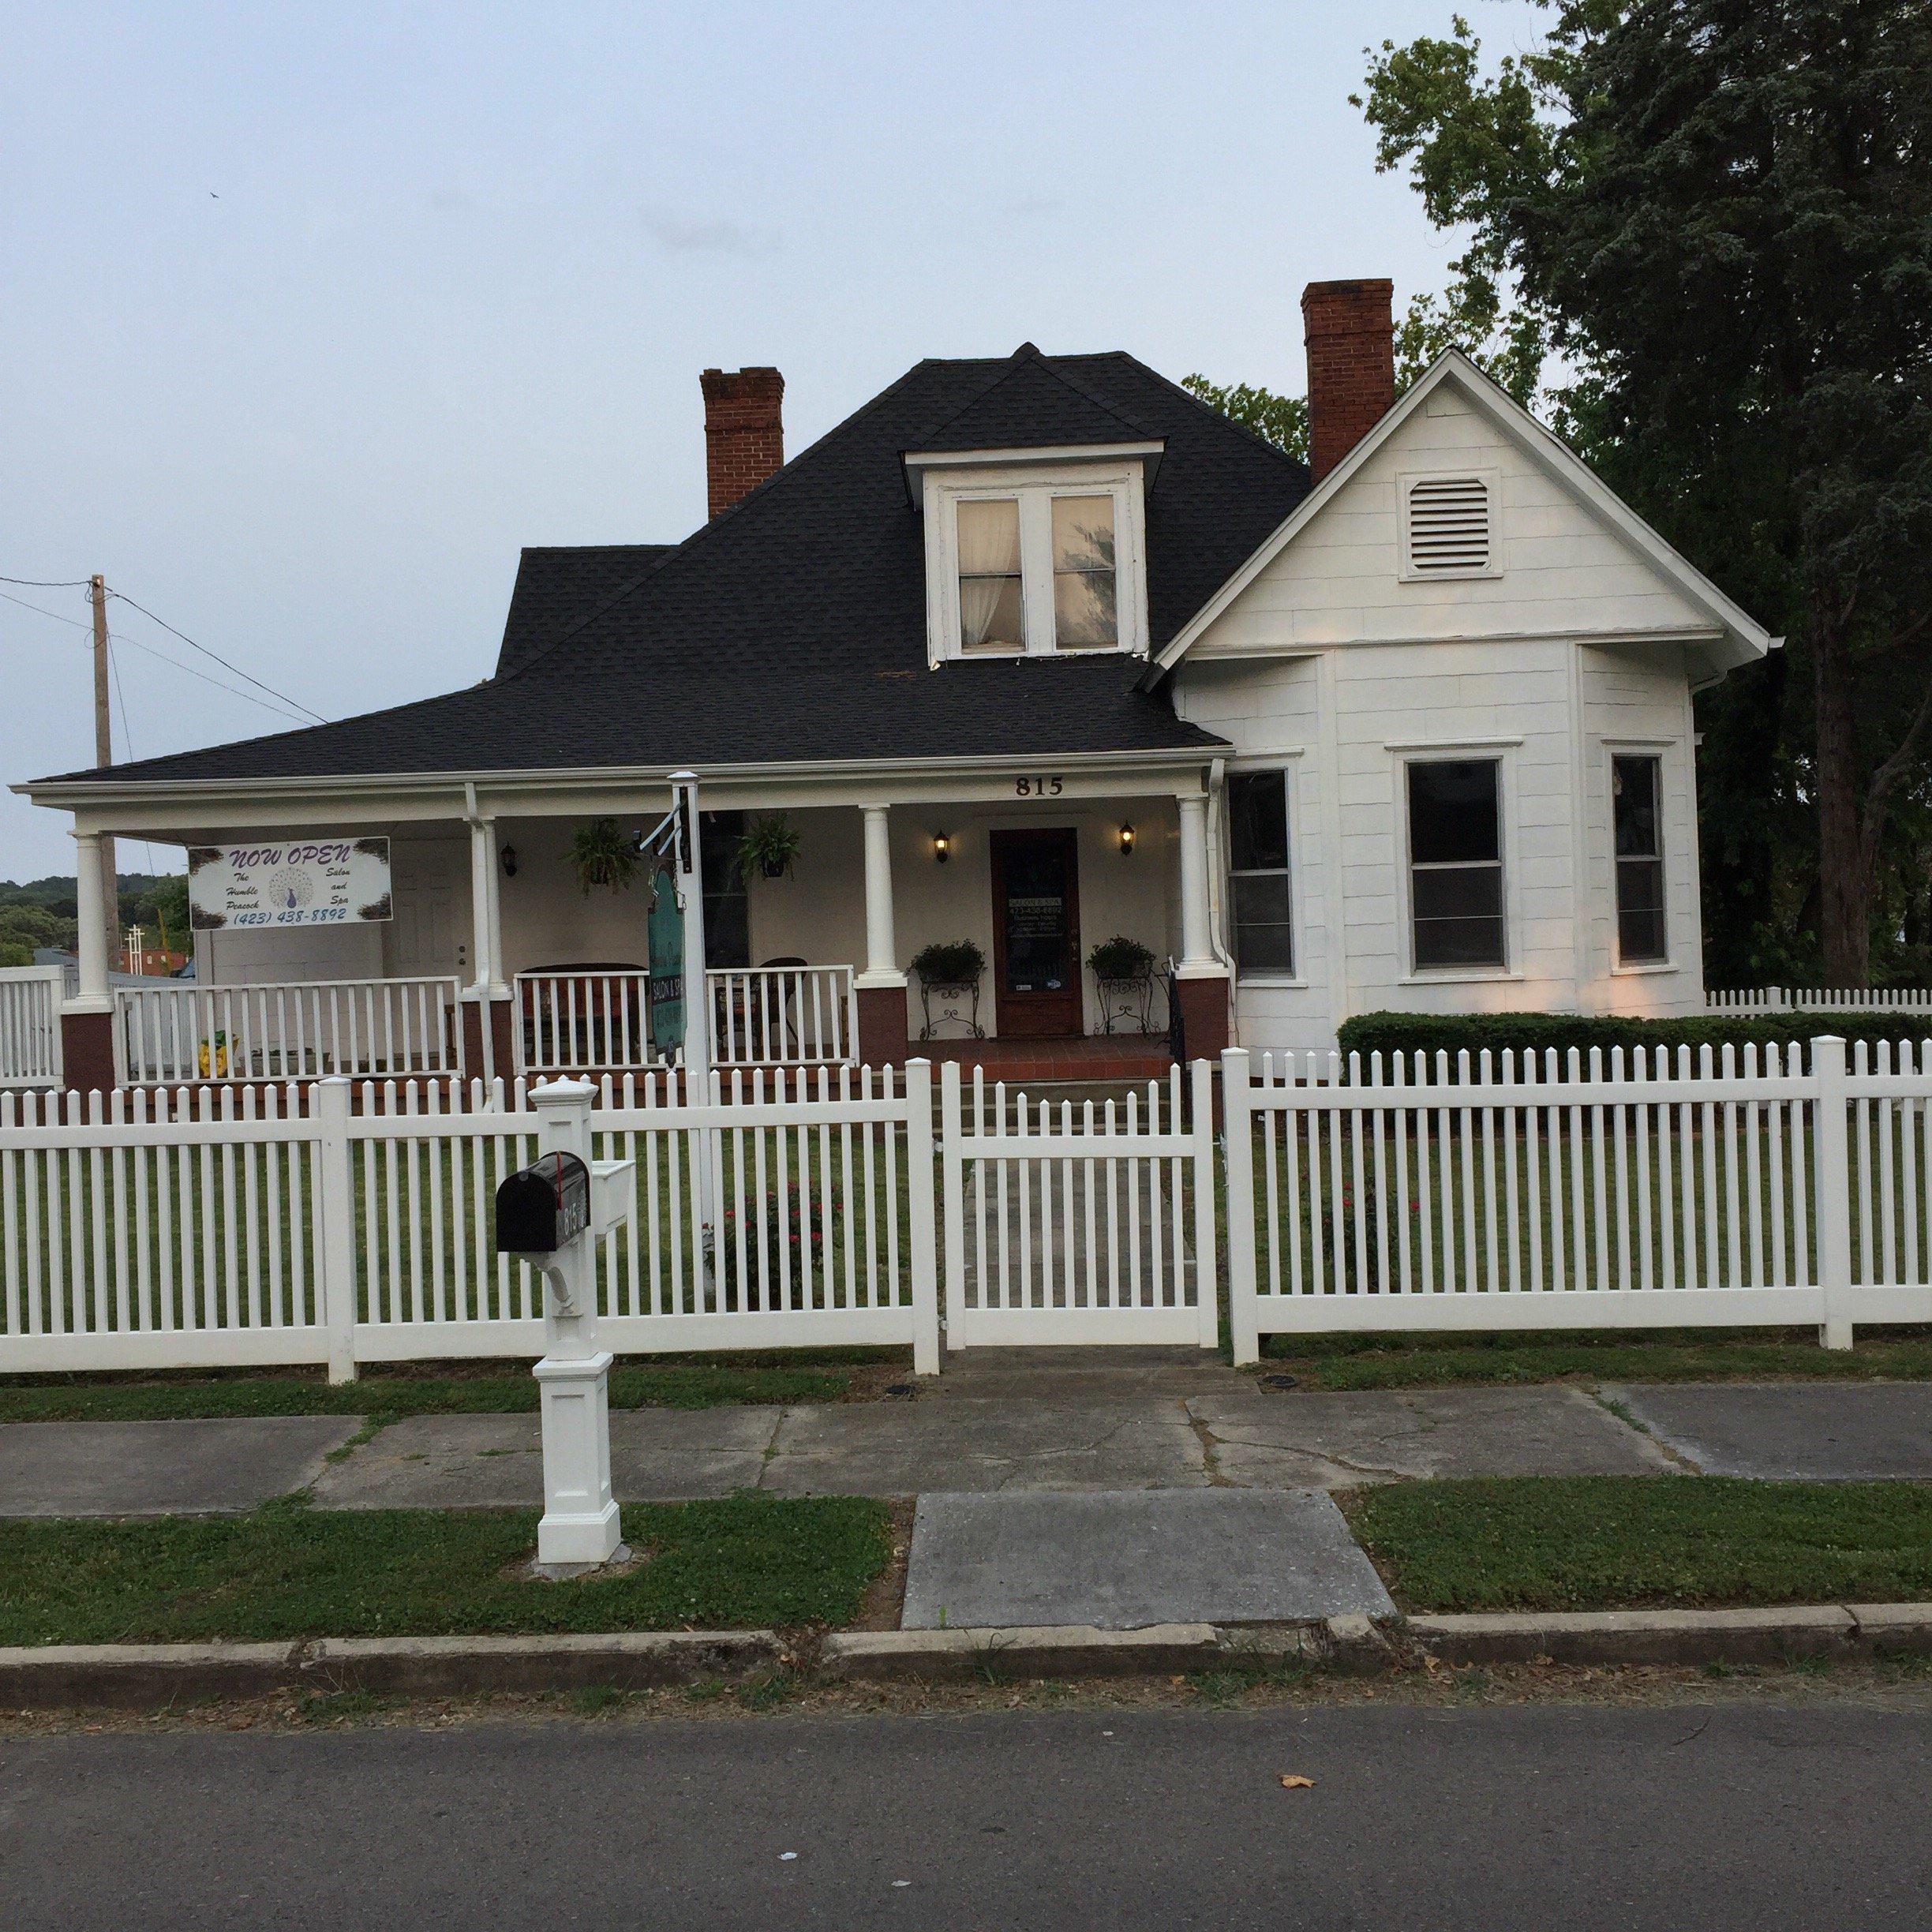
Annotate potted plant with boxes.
[1087,935,1156,983]
[735,814,803,882]
[912,938,986,987]
[911,938,987,1040]
[569,818,640,896]
[1088,934,1159,1036]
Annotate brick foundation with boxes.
[856,983,909,1071]
[461,993,518,1086]
[58,1009,116,1095]
[1174,972,1231,1065]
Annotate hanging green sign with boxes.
[647,864,686,1054]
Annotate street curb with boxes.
[2,1606,1927,1710]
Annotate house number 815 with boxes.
[1014,775,1065,797]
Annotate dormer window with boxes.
[958,499,1025,653]
[1051,496,1117,648]
[919,459,1148,664]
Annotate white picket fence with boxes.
[6,1035,1930,1381]
[0,967,63,1088]
[0,1063,937,1378]
[116,977,464,1084]
[941,1060,1218,1346]
[1223,1036,1932,1361]
[1707,987,1932,1015]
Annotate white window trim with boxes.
[1224,760,1301,987]
[1396,747,1519,983]
[1605,741,1676,974]
[1398,466,1504,582]
[923,459,1148,667]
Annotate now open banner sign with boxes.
[187,838,393,930]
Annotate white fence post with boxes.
[1221,1048,1259,1365]
[938,1058,964,1360]
[1811,1033,1855,1350]
[904,1058,941,1376]
[313,1076,359,1383]
[1191,1057,1220,1350]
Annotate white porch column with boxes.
[858,803,900,983]
[1177,793,1216,972]
[466,812,503,996]
[70,829,111,1011]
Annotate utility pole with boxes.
[89,575,118,954]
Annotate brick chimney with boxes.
[1301,279,1395,482]
[701,366,784,519]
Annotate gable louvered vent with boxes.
[1406,476,1492,575]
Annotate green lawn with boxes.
[0,1348,901,1423]
[1346,1475,1932,1612]
[1260,1325,1932,1389]
[0,1492,892,1646]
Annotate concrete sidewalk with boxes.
[3,1356,1929,1518]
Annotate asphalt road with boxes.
[5,1702,1928,1929]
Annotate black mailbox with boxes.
[495,1151,592,1255]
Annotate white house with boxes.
[19,279,1774,1091]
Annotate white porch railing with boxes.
[1708,987,1932,1015]
[0,967,63,1088]
[116,977,463,1083]
[515,965,859,1075]
[517,970,655,1075]
[710,965,856,1066]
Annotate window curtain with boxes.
[957,500,1022,649]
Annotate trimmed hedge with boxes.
[1335,1008,1932,1073]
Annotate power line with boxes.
[0,573,92,589]
[108,590,328,724]
[0,586,90,627]
[0,587,317,726]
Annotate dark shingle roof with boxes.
[495,544,677,676]
[49,346,1309,787]
[908,346,1156,455]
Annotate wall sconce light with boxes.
[1118,822,1136,856]
[933,832,953,864]
[499,842,519,878]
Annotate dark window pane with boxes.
[1233,872,1294,976]
[1617,856,1666,961]
[1613,755,1661,858]
[1409,759,1500,865]
[1619,904,1668,963]
[1413,862,1505,968]
[1413,914,1507,969]
[700,811,749,969]
[1412,865,1503,923]
[1229,773,1289,872]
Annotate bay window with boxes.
[1613,753,1667,963]
[1227,771,1294,977]
[1408,758,1506,970]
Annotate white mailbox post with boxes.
[496,1077,636,1570]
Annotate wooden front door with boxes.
[990,828,1082,1036]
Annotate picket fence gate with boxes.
[939,1059,1219,1347]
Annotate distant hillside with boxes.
[0,873,188,968]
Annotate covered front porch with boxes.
[49,755,1233,1090]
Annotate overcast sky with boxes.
[1,0,1548,881]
